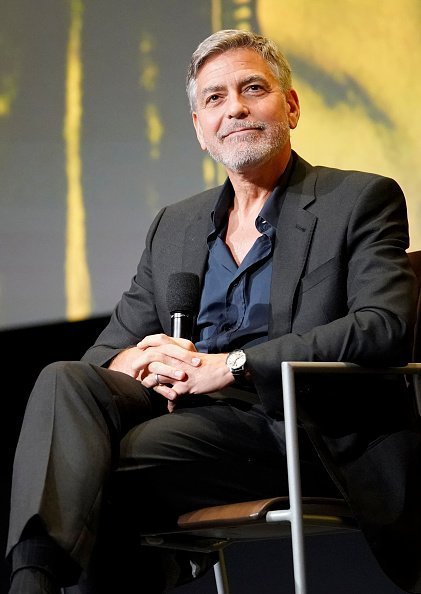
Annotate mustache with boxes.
[218,121,266,140]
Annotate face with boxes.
[192,48,300,173]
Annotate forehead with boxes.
[196,48,276,89]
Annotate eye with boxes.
[245,84,264,93]
[206,94,221,104]
[203,93,223,108]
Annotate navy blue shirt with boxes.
[195,155,294,354]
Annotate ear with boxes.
[192,112,207,150]
[286,89,300,130]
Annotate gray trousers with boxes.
[7,361,332,587]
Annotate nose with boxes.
[226,92,249,118]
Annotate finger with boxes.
[167,401,176,413]
[130,346,187,378]
[140,367,185,389]
[152,383,179,401]
[138,345,202,370]
[136,334,172,348]
[137,334,196,352]
[155,344,202,367]
[150,363,186,383]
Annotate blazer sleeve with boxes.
[245,175,418,416]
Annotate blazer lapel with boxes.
[178,161,318,339]
[181,191,217,284]
[269,156,318,338]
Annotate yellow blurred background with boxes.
[1,0,419,329]
[259,0,421,249]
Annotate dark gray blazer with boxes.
[84,154,421,592]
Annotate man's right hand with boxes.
[108,346,142,377]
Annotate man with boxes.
[7,30,420,593]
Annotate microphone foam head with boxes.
[166,272,200,314]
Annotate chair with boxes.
[141,250,421,594]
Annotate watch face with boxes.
[227,349,246,372]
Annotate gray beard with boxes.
[206,122,290,173]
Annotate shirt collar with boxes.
[210,178,234,234]
[209,152,295,241]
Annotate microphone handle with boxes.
[171,312,194,340]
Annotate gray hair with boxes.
[186,29,292,111]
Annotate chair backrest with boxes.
[408,250,421,361]
[408,250,421,415]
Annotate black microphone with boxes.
[166,272,200,340]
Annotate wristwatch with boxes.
[226,349,247,377]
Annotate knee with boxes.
[39,360,88,377]
[31,361,99,408]
[26,361,116,438]
[37,360,93,386]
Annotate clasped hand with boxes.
[109,334,233,411]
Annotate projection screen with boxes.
[1,0,420,329]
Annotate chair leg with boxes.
[290,526,307,594]
[213,550,231,594]
[282,362,307,594]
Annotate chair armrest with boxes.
[281,361,421,415]
[281,361,421,375]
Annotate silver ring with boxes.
[155,373,161,385]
